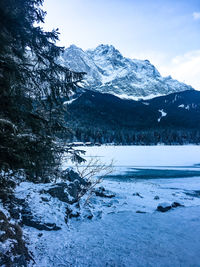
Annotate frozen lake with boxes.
[25,145,200,266]
[73,145,200,167]
[65,145,200,179]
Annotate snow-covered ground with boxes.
[17,146,200,266]
[25,206,200,266]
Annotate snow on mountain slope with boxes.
[60,44,194,99]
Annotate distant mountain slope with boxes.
[60,44,194,99]
[65,90,200,144]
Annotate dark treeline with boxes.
[65,89,200,145]
[68,126,200,145]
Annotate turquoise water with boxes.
[103,166,200,182]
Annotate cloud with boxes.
[130,50,200,90]
[160,50,200,90]
[193,12,200,20]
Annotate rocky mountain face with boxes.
[60,44,194,99]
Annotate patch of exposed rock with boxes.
[157,202,184,212]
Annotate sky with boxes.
[43,0,200,90]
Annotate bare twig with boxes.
[74,158,114,205]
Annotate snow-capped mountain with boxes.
[60,44,194,99]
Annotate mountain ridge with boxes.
[60,44,194,99]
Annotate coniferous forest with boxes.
[66,90,200,145]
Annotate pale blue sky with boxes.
[43,0,200,89]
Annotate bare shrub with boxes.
[74,158,114,205]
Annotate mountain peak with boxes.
[68,44,78,49]
[66,44,83,51]
[87,44,122,58]
[96,44,117,51]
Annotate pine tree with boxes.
[0,0,85,185]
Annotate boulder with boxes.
[43,170,90,204]
[94,186,115,198]
[22,211,61,231]
[171,202,184,208]
[61,169,88,186]
[44,183,75,204]
[157,201,184,212]
[157,202,172,212]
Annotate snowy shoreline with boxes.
[4,145,200,266]
[21,174,200,266]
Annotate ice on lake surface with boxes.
[65,145,200,179]
[26,146,200,266]
[75,145,200,167]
